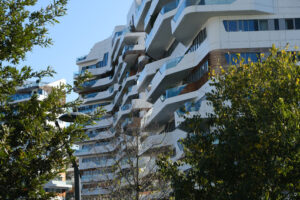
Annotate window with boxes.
[274,19,279,30]
[259,20,268,31]
[229,20,237,31]
[248,20,255,31]
[295,18,300,29]
[285,19,294,30]
[243,20,249,31]
[225,53,260,64]
[224,18,300,32]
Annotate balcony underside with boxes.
[172,5,273,46]
[146,13,175,60]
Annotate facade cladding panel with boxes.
[74,0,300,199]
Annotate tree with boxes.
[93,116,171,200]
[158,45,300,200]
[0,0,100,199]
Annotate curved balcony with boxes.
[139,129,187,160]
[79,158,116,170]
[146,39,209,103]
[85,116,114,129]
[10,90,48,104]
[121,85,138,106]
[145,0,179,59]
[85,128,116,142]
[81,173,114,183]
[81,84,118,104]
[171,0,274,45]
[122,44,145,64]
[142,80,210,128]
[112,32,145,64]
[75,75,116,93]
[134,0,152,31]
[74,139,122,156]
[81,188,110,196]
[174,96,214,127]
[136,57,170,92]
[114,76,137,107]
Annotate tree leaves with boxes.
[158,46,300,200]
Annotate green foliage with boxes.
[158,45,300,200]
[0,0,104,199]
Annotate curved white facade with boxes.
[75,0,300,199]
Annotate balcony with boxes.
[174,95,214,126]
[171,0,274,45]
[81,173,114,183]
[112,32,145,64]
[145,0,179,59]
[134,0,152,31]
[76,55,87,63]
[74,139,121,156]
[136,57,170,92]
[85,116,113,129]
[78,102,110,115]
[143,79,210,128]
[81,188,110,196]
[122,44,145,63]
[122,85,138,106]
[75,75,116,93]
[85,129,116,141]
[81,84,118,104]
[146,39,209,103]
[10,90,48,104]
[139,129,187,161]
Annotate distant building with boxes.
[13,79,73,200]
[74,0,300,199]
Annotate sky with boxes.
[21,0,133,101]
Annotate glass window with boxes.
[229,20,237,31]
[254,20,259,31]
[223,21,229,31]
[295,18,300,29]
[285,19,294,30]
[238,20,243,31]
[274,19,279,30]
[248,20,255,31]
[259,20,268,31]
[243,20,249,31]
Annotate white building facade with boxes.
[74,0,300,199]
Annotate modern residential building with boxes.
[12,79,73,200]
[74,0,300,199]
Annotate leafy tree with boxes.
[158,45,300,200]
[0,0,101,199]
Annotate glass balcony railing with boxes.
[121,104,132,111]
[160,84,187,102]
[122,45,135,55]
[82,79,97,88]
[10,89,45,101]
[159,56,183,74]
[135,0,147,19]
[84,92,98,99]
[160,0,180,15]
[137,68,147,86]
[176,99,202,116]
[76,55,87,62]
[109,86,114,93]
[78,102,110,114]
[121,118,132,129]
[173,0,236,22]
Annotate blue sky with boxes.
[22,0,133,101]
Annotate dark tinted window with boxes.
[295,18,300,29]
[285,19,294,30]
[254,20,259,31]
[274,19,279,30]
[243,20,249,31]
[259,20,268,30]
